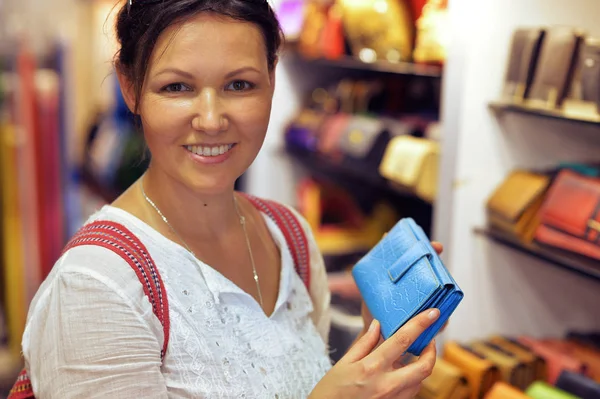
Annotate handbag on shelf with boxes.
[339,0,414,62]
[542,339,600,382]
[502,28,545,102]
[379,135,440,203]
[336,115,404,172]
[418,357,470,399]
[442,342,502,399]
[556,370,600,399]
[488,335,547,383]
[517,336,587,385]
[580,37,600,113]
[296,178,397,257]
[527,26,585,109]
[525,381,579,399]
[413,0,450,65]
[352,218,464,356]
[533,169,600,261]
[484,382,530,399]
[485,170,551,243]
[470,342,529,390]
[316,112,351,160]
[284,108,328,152]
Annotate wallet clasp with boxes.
[387,241,432,283]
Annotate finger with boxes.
[431,241,443,254]
[340,319,381,364]
[387,340,437,392]
[370,308,440,365]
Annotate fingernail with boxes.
[428,309,440,320]
[368,319,378,333]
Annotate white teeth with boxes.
[185,144,234,157]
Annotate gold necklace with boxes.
[140,178,264,308]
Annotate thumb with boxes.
[340,319,381,364]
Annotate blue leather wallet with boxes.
[351,218,464,355]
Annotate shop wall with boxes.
[438,0,600,342]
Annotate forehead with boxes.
[149,12,267,72]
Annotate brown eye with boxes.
[226,80,254,92]
[163,83,190,92]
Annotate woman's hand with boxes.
[309,309,440,399]
[358,242,447,343]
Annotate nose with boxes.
[191,88,227,135]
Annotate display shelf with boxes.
[489,101,600,127]
[284,145,425,202]
[285,41,443,78]
[474,227,600,283]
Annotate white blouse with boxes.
[21,204,333,398]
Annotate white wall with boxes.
[438,0,600,342]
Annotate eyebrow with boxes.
[153,66,261,80]
[224,66,261,79]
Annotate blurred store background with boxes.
[2,0,600,398]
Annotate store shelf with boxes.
[285,41,442,78]
[489,101,600,127]
[474,227,600,283]
[283,145,426,203]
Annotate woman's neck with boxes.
[139,166,241,243]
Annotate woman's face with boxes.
[127,13,276,194]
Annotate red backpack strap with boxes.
[241,193,311,288]
[8,221,169,399]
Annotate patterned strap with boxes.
[8,221,169,399]
[242,193,311,288]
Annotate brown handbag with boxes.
[488,335,547,383]
[502,28,545,101]
[443,342,502,399]
[418,357,471,399]
[486,170,551,243]
[339,0,414,62]
[534,169,600,260]
[527,27,585,108]
[471,342,529,390]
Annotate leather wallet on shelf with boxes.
[443,342,502,399]
[488,335,547,383]
[527,27,585,108]
[556,369,600,399]
[471,342,529,390]
[580,37,600,113]
[525,381,579,399]
[484,381,530,399]
[379,135,440,203]
[352,218,464,355]
[534,169,600,261]
[517,336,587,384]
[418,357,470,399]
[502,28,545,102]
[486,170,551,243]
[543,338,600,382]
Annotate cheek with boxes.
[140,97,192,144]
[231,96,272,141]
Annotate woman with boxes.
[21,0,443,397]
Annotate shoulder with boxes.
[240,193,316,242]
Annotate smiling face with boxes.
[122,12,276,195]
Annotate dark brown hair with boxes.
[114,0,283,113]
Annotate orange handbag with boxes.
[534,169,600,260]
